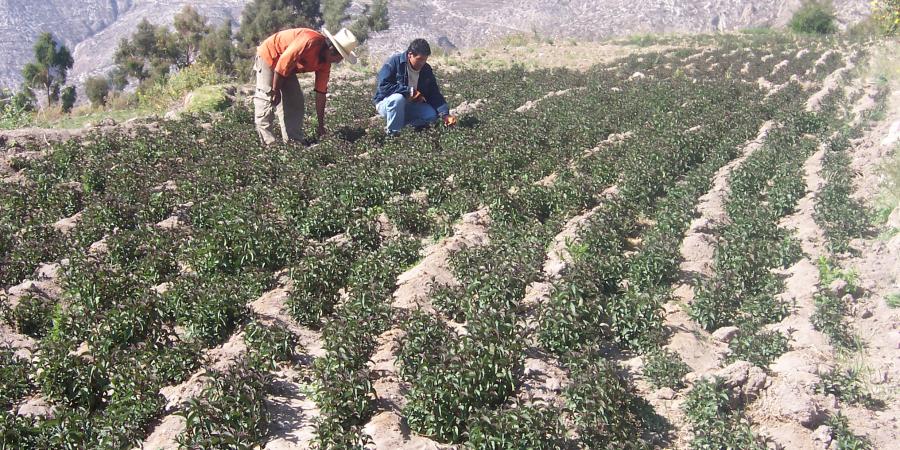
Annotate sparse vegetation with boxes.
[789,1,838,35]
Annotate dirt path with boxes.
[139,332,248,450]
[514,186,620,408]
[750,138,837,448]
[361,208,490,449]
[247,275,328,449]
[836,80,900,450]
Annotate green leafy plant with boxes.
[643,349,690,390]
[727,328,790,368]
[817,369,885,410]
[683,378,764,450]
[178,362,269,449]
[466,405,567,449]
[790,1,837,35]
[244,321,297,370]
[825,412,873,449]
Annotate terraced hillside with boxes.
[1,33,898,449]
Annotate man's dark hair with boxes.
[407,38,431,57]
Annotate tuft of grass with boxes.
[817,368,885,410]
[184,85,234,114]
[826,413,874,449]
[887,293,900,308]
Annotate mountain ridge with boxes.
[0,0,870,90]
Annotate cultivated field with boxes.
[1,33,898,449]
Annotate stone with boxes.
[712,326,740,342]
[35,263,60,280]
[766,379,826,429]
[656,387,676,400]
[860,309,873,319]
[715,361,768,400]
[829,279,848,297]
[17,397,54,419]
[813,425,833,445]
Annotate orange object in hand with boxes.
[444,115,458,126]
[410,90,425,102]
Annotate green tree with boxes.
[238,0,322,52]
[369,0,390,32]
[174,5,211,66]
[200,22,237,73]
[21,32,74,106]
[323,0,351,31]
[114,19,183,86]
[60,86,76,113]
[789,1,838,35]
[84,76,110,107]
[349,0,390,43]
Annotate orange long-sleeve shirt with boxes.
[257,28,331,93]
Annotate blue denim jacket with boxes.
[372,52,449,116]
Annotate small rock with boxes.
[813,425,833,444]
[712,326,740,343]
[688,217,714,233]
[545,377,562,392]
[715,361,768,400]
[860,309,873,319]
[35,263,60,280]
[829,279,848,297]
[657,387,676,400]
[17,397,54,419]
[70,341,91,358]
[151,283,172,295]
[766,379,826,428]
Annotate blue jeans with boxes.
[376,93,438,134]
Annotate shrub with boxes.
[178,362,269,448]
[825,413,873,449]
[137,63,229,110]
[5,294,55,338]
[871,0,900,36]
[789,1,838,35]
[60,86,76,113]
[466,406,567,449]
[643,349,690,390]
[684,378,764,450]
[85,76,111,107]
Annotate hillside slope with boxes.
[0,0,871,89]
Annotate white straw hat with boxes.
[322,28,359,64]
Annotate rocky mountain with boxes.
[364,0,871,58]
[0,0,243,90]
[0,0,870,90]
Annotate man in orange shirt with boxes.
[254,28,358,145]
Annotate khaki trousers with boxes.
[253,55,305,144]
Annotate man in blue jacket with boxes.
[373,39,456,135]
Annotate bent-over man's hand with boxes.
[443,115,457,127]
[270,90,282,107]
[410,89,425,103]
